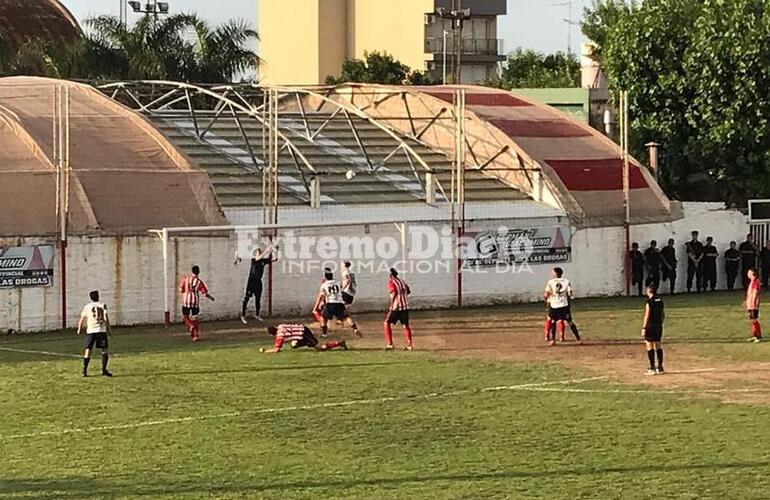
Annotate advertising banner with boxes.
[463,226,572,266]
[0,245,55,288]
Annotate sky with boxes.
[62,0,593,55]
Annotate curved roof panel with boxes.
[0,0,81,53]
[0,77,225,236]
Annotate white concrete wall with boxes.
[0,203,748,332]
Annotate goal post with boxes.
[149,219,420,327]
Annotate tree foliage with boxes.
[581,0,637,57]
[589,0,770,203]
[0,14,259,83]
[490,48,580,89]
[325,51,434,85]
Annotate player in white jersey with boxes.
[341,261,357,305]
[76,290,113,377]
[543,267,582,346]
[313,269,362,338]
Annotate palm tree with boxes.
[84,14,259,83]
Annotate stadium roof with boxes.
[0,77,225,236]
[0,0,82,54]
[334,84,679,227]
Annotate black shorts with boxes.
[386,309,410,326]
[547,306,572,322]
[322,303,348,321]
[291,328,319,349]
[84,332,108,350]
[342,292,355,305]
[182,306,200,317]
[644,326,663,342]
[749,309,760,320]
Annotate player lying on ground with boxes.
[641,285,665,375]
[179,265,215,341]
[313,269,362,338]
[543,267,582,346]
[259,324,348,353]
[76,290,113,377]
[744,268,763,343]
[384,268,413,351]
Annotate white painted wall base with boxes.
[0,203,747,332]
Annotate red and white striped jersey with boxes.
[387,276,410,311]
[179,274,209,308]
[274,323,307,348]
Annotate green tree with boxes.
[325,51,433,85]
[0,14,259,83]
[491,48,579,89]
[581,0,637,58]
[600,0,770,202]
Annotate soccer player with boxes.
[179,265,215,341]
[240,244,278,324]
[341,261,357,305]
[76,290,112,377]
[660,238,677,294]
[740,234,759,290]
[644,240,661,291]
[314,269,361,338]
[543,267,581,346]
[259,324,347,353]
[641,285,665,375]
[744,268,762,343]
[629,242,645,296]
[725,241,741,291]
[384,268,413,351]
[685,231,704,293]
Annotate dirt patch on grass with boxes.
[327,309,770,406]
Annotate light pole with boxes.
[442,29,448,85]
[128,1,170,20]
[550,1,574,54]
[436,0,471,84]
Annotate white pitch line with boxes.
[1,376,605,441]
[519,386,770,395]
[0,346,80,358]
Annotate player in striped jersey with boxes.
[314,270,362,337]
[384,268,413,351]
[259,324,348,353]
[179,265,215,341]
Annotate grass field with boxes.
[2,292,770,499]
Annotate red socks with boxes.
[752,321,762,338]
[404,326,413,346]
[322,341,342,350]
[384,323,394,345]
[557,321,566,340]
[544,319,552,340]
[191,319,200,340]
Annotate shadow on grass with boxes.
[114,361,418,378]
[5,461,769,497]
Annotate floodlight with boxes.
[128,1,141,12]
[157,2,169,13]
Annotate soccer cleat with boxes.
[404,345,413,351]
[655,367,665,374]
[754,337,762,343]
[547,340,556,347]
[644,368,657,376]
[255,316,264,322]
[240,315,248,325]
[101,371,113,377]
[355,329,363,338]
[340,340,348,351]
[192,336,200,342]
[83,372,88,378]
[748,337,759,342]
[385,344,395,351]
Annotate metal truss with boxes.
[97,81,317,208]
[327,85,543,196]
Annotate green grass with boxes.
[2,292,770,499]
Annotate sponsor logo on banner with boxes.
[462,226,572,266]
[0,245,55,288]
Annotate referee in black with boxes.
[641,285,665,375]
[240,245,278,324]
